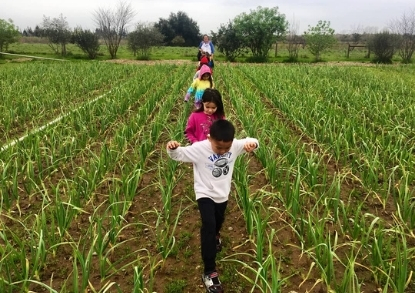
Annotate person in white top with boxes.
[199,34,214,56]
[198,34,215,69]
[166,119,259,293]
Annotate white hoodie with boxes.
[167,138,259,203]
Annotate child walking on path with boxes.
[184,88,225,144]
[166,120,259,293]
[193,55,211,80]
[184,64,213,109]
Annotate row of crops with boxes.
[1,61,415,292]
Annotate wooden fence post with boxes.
[275,42,278,57]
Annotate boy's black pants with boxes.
[197,197,228,274]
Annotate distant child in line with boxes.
[184,64,214,109]
[204,52,214,70]
[194,55,211,80]
[198,54,210,70]
[166,120,259,293]
[184,88,225,144]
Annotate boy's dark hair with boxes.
[194,88,225,118]
[209,120,235,142]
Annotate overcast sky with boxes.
[2,0,414,34]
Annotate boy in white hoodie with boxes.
[166,119,259,293]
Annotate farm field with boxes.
[4,40,378,64]
[1,60,415,293]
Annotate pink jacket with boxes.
[185,112,224,144]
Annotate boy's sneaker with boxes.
[202,271,223,293]
[216,234,222,252]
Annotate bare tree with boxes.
[93,1,136,59]
[350,24,364,43]
[389,9,415,63]
[361,26,379,43]
[286,17,303,62]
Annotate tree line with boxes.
[1,3,415,63]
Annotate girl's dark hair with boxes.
[206,74,213,88]
[195,88,225,118]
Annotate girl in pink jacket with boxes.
[185,88,225,144]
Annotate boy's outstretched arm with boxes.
[167,141,180,150]
[244,140,259,153]
[166,141,197,163]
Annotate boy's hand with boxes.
[244,141,258,152]
[167,141,180,150]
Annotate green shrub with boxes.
[368,31,399,64]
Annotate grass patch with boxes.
[4,38,406,64]
[164,279,187,293]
